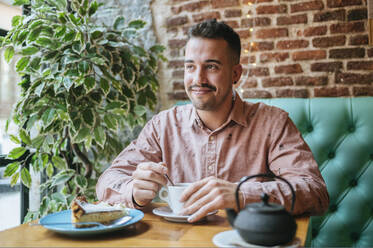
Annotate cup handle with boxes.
[159,187,169,203]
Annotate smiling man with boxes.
[96,19,329,223]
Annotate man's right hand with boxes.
[132,162,168,206]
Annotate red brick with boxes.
[225,20,239,29]
[276,39,309,49]
[335,72,373,84]
[224,9,242,18]
[241,78,258,88]
[167,16,188,27]
[171,1,209,14]
[168,91,188,100]
[327,0,362,8]
[260,52,289,63]
[368,48,373,57]
[314,87,350,97]
[244,0,273,3]
[168,39,187,49]
[330,22,365,34]
[348,8,367,21]
[295,76,328,86]
[241,17,271,28]
[192,12,221,23]
[349,35,369,45]
[256,5,287,15]
[275,89,309,98]
[249,67,270,77]
[291,1,324,13]
[292,50,326,61]
[303,26,327,37]
[275,64,303,74]
[347,61,373,70]
[250,41,274,52]
[312,35,346,48]
[277,14,307,25]
[170,49,180,58]
[262,77,293,87]
[256,28,288,39]
[168,60,184,68]
[212,0,239,8]
[237,29,252,39]
[311,62,343,72]
[172,81,185,90]
[329,48,365,59]
[172,70,184,78]
[353,86,373,96]
[242,90,272,98]
[313,9,345,22]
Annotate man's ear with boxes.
[232,64,243,86]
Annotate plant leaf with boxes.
[31,136,44,149]
[11,15,22,27]
[19,129,32,145]
[74,127,90,143]
[83,76,95,92]
[41,108,56,127]
[9,134,21,144]
[51,170,74,187]
[128,20,146,29]
[13,0,29,6]
[4,46,14,63]
[75,174,88,189]
[93,126,106,148]
[52,156,66,170]
[7,147,27,159]
[4,162,20,177]
[88,1,98,16]
[46,163,54,178]
[82,108,94,127]
[134,105,147,117]
[10,172,19,186]
[35,82,45,97]
[21,167,31,188]
[16,57,30,71]
[21,46,39,55]
[113,16,125,30]
[99,77,109,95]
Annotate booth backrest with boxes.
[246,97,373,247]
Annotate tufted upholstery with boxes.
[245,97,373,247]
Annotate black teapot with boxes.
[226,173,297,246]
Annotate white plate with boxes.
[38,209,144,236]
[212,230,301,248]
[152,206,217,223]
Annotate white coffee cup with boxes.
[159,183,190,215]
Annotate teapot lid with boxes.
[245,193,285,213]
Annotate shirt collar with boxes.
[188,91,250,128]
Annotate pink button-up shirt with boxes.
[96,95,329,215]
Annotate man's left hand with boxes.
[179,176,243,223]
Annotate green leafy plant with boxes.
[0,0,165,222]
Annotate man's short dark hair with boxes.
[188,19,241,64]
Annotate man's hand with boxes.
[179,176,243,222]
[132,162,168,206]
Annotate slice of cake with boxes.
[71,196,129,228]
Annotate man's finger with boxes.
[180,177,210,202]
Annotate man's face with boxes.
[184,37,241,111]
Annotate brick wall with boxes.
[152,0,373,107]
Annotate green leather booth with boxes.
[245,97,373,247]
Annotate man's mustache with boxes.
[188,83,217,91]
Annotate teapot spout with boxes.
[225,208,237,227]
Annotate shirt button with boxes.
[208,165,213,171]
[209,136,214,141]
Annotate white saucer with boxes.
[152,206,217,223]
[212,230,301,248]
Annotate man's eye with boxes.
[207,64,218,70]
[185,64,194,70]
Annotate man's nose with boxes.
[193,67,205,85]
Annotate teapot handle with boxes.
[235,173,296,213]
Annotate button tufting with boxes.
[307,125,313,132]
[350,232,360,241]
[328,152,335,159]
[329,204,338,213]
[349,179,358,187]
[348,126,355,132]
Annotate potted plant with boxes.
[0,0,165,222]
